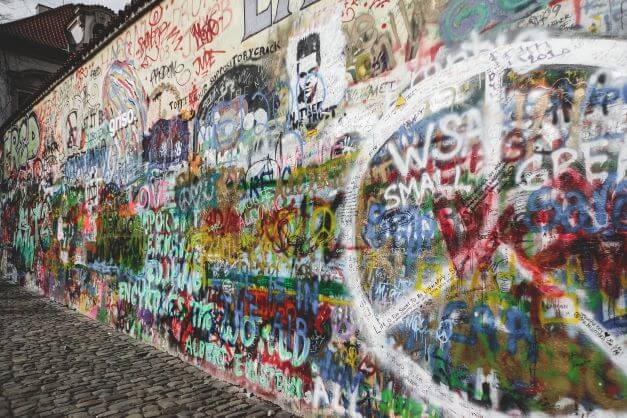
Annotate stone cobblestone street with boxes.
[0,280,295,418]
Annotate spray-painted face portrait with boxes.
[296,34,323,127]
[297,34,321,104]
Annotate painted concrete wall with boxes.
[1,0,626,416]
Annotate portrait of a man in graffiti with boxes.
[296,33,323,129]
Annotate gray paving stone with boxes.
[224,411,249,418]
[95,411,123,418]
[73,391,95,401]
[66,412,90,418]
[13,403,38,416]
[88,405,108,415]
[53,396,71,405]
[39,411,64,418]
[142,404,161,412]
[108,399,138,411]
[0,279,288,417]
[158,399,178,410]
[76,398,105,409]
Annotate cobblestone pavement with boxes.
[0,280,297,418]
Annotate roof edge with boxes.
[0,3,76,28]
[1,0,162,134]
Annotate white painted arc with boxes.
[339,37,627,416]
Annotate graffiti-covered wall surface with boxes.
[2,0,626,416]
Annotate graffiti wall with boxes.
[2,0,626,415]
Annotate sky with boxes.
[0,0,129,21]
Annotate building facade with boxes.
[0,3,115,126]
